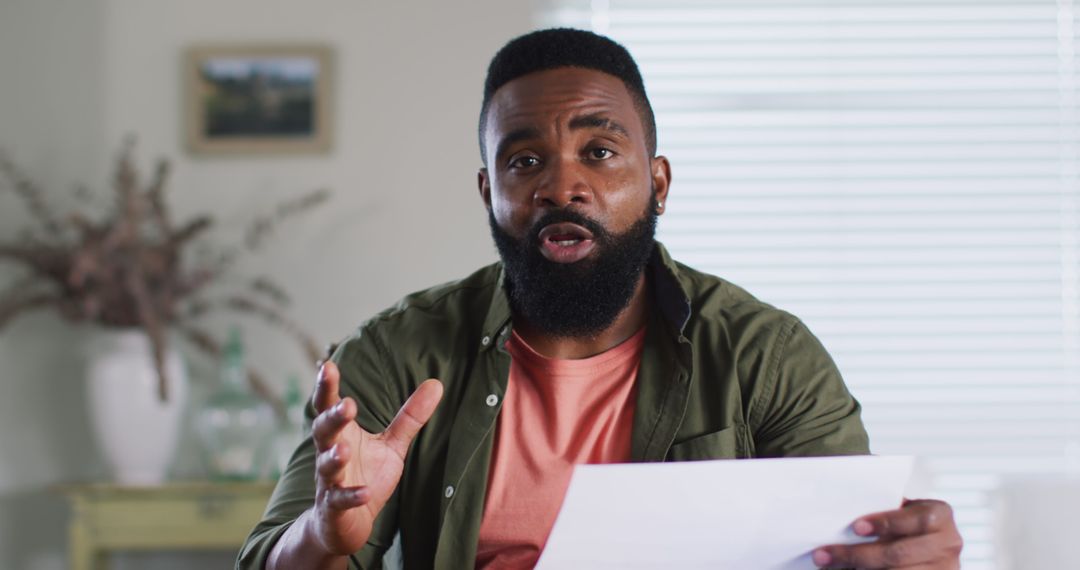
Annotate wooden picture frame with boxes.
[185,44,333,154]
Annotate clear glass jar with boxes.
[196,327,276,480]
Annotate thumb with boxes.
[382,379,444,458]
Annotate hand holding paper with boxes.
[812,497,962,569]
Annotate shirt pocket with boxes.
[665,425,742,461]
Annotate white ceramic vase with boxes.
[84,328,187,485]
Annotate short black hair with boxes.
[478,28,657,165]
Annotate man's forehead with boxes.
[486,67,638,132]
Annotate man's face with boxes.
[478,67,671,336]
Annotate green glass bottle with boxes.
[196,327,275,480]
[272,374,308,478]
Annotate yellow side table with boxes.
[63,481,275,570]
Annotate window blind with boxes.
[543,1,1080,568]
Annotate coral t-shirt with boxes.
[475,327,646,569]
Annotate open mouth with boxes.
[537,222,596,263]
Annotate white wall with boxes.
[0,2,110,568]
[0,1,533,567]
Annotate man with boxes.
[239,29,963,569]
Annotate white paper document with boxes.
[536,455,914,569]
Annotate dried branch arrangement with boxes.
[0,140,327,405]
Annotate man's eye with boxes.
[510,156,540,169]
[588,148,614,160]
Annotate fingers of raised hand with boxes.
[312,362,342,413]
[318,486,370,512]
[312,397,356,453]
[315,442,350,485]
[382,379,444,459]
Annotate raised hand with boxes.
[812,499,963,569]
[308,361,443,555]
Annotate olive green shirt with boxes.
[238,242,870,569]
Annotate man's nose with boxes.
[533,156,592,208]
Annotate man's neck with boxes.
[512,274,650,360]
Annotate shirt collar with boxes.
[480,241,692,352]
[648,241,693,335]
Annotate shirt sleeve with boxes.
[236,326,403,570]
[748,317,871,458]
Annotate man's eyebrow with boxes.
[494,126,541,162]
[568,114,630,138]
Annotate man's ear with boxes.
[651,156,672,215]
[478,167,492,210]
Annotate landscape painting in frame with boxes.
[186,45,333,153]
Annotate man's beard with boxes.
[488,198,658,338]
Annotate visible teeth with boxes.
[554,239,579,246]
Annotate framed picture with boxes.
[185,44,333,154]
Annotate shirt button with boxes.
[481,335,491,346]
[444,485,455,498]
[485,394,499,407]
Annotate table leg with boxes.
[70,519,107,570]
